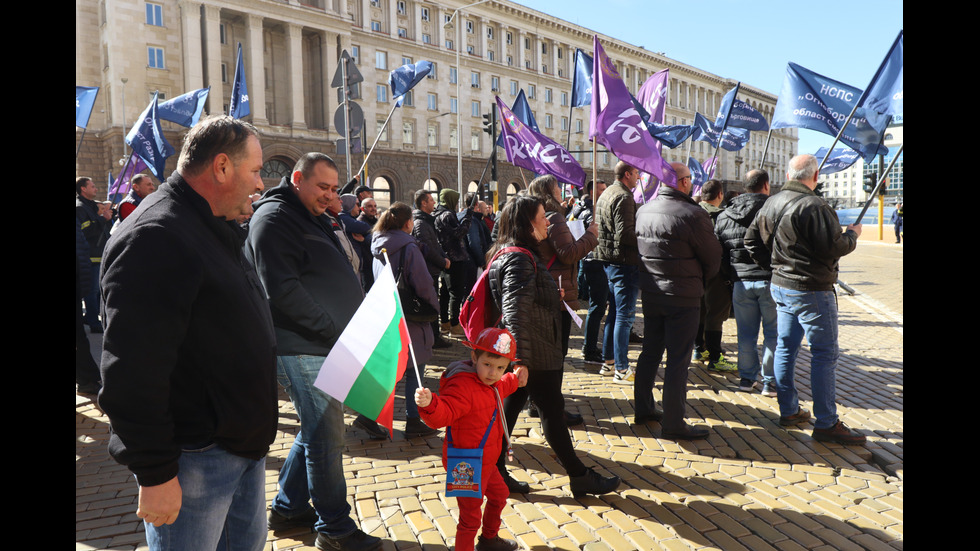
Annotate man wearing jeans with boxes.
[593,162,641,384]
[745,154,865,445]
[245,152,383,551]
[714,169,777,396]
[99,115,276,551]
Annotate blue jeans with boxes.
[144,444,267,551]
[732,280,777,385]
[602,263,639,372]
[273,355,357,537]
[769,285,840,430]
[581,260,608,355]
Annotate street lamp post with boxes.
[444,0,492,198]
[427,111,452,184]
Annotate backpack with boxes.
[458,246,536,342]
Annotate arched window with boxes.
[262,159,291,188]
[423,179,440,192]
[371,176,393,209]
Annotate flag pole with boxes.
[853,143,902,226]
[381,248,423,389]
[759,124,774,170]
[356,101,399,177]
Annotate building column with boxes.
[202,4,223,115]
[178,1,204,92]
[286,23,307,130]
[245,13,267,125]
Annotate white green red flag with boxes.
[314,262,408,434]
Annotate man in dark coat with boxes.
[633,162,721,440]
[412,189,452,348]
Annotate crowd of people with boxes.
[76,114,868,551]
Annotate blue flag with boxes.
[771,62,887,162]
[570,48,593,108]
[713,84,741,130]
[692,113,749,151]
[858,30,903,118]
[814,147,860,174]
[647,122,695,149]
[229,43,250,119]
[496,89,539,148]
[689,157,708,188]
[76,86,99,128]
[720,98,769,132]
[126,92,175,181]
[389,60,433,107]
[158,87,210,127]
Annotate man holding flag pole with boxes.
[244,152,384,551]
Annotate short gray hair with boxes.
[787,154,818,182]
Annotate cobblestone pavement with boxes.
[76,238,902,551]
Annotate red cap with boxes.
[462,327,519,363]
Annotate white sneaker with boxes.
[613,369,635,385]
[598,362,615,377]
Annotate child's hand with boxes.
[415,388,432,408]
[513,365,528,387]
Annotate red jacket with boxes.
[419,360,519,468]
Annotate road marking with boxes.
[843,292,903,336]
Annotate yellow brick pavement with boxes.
[76,240,902,550]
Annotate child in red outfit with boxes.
[416,328,528,551]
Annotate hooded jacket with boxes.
[714,192,771,282]
[244,177,364,356]
[434,189,474,263]
[744,180,858,292]
[412,208,447,278]
[370,228,439,369]
[419,359,519,468]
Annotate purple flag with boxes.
[497,96,585,188]
[636,69,669,127]
[589,36,676,187]
[108,154,149,202]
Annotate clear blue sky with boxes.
[516,0,903,157]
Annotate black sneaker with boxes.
[354,415,388,440]
[500,470,531,494]
[432,336,452,349]
[569,467,620,498]
[405,417,437,437]
[476,535,519,551]
[315,529,382,551]
[629,329,643,343]
[582,349,604,364]
[812,421,867,445]
[269,507,317,531]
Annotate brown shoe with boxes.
[779,407,811,426]
[812,421,867,445]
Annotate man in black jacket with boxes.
[412,189,452,348]
[76,176,111,333]
[744,154,864,445]
[634,163,720,440]
[99,115,276,550]
[714,169,777,396]
[434,188,474,337]
[244,153,383,551]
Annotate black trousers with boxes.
[635,292,700,433]
[496,368,586,477]
[441,260,476,326]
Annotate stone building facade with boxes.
[76,0,797,208]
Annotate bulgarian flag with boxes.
[314,262,409,435]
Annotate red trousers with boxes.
[453,466,509,551]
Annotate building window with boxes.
[510,80,518,96]
[351,45,360,64]
[449,66,457,84]
[506,32,512,44]
[402,90,414,107]
[488,51,494,62]
[221,63,227,83]
[376,51,387,69]
[450,127,458,149]
[147,46,165,69]
[545,114,553,129]
[445,39,454,50]
[527,84,535,99]
[545,88,552,103]
[421,7,430,21]
[397,27,408,38]
[471,100,480,117]
[466,20,474,33]
[450,97,458,113]
[427,93,437,110]
[403,122,414,145]
[377,120,388,142]
[561,116,568,131]
[371,20,382,32]
[524,37,530,50]
[377,84,388,103]
[471,71,480,88]
[542,64,548,74]
[561,91,568,106]
[576,119,583,133]
[467,45,474,54]
[219,23,226,44]
[557,47,563,59]
[427,125,438,148]
[402,55,413,66]
[471,131,481,152]
[422,33,431,44]
[491,76,499,91]
[506,56,513,66]
[487,27,494,39]
[397,0,406,15]
[145,2,163,26]
[427,61,437,78]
